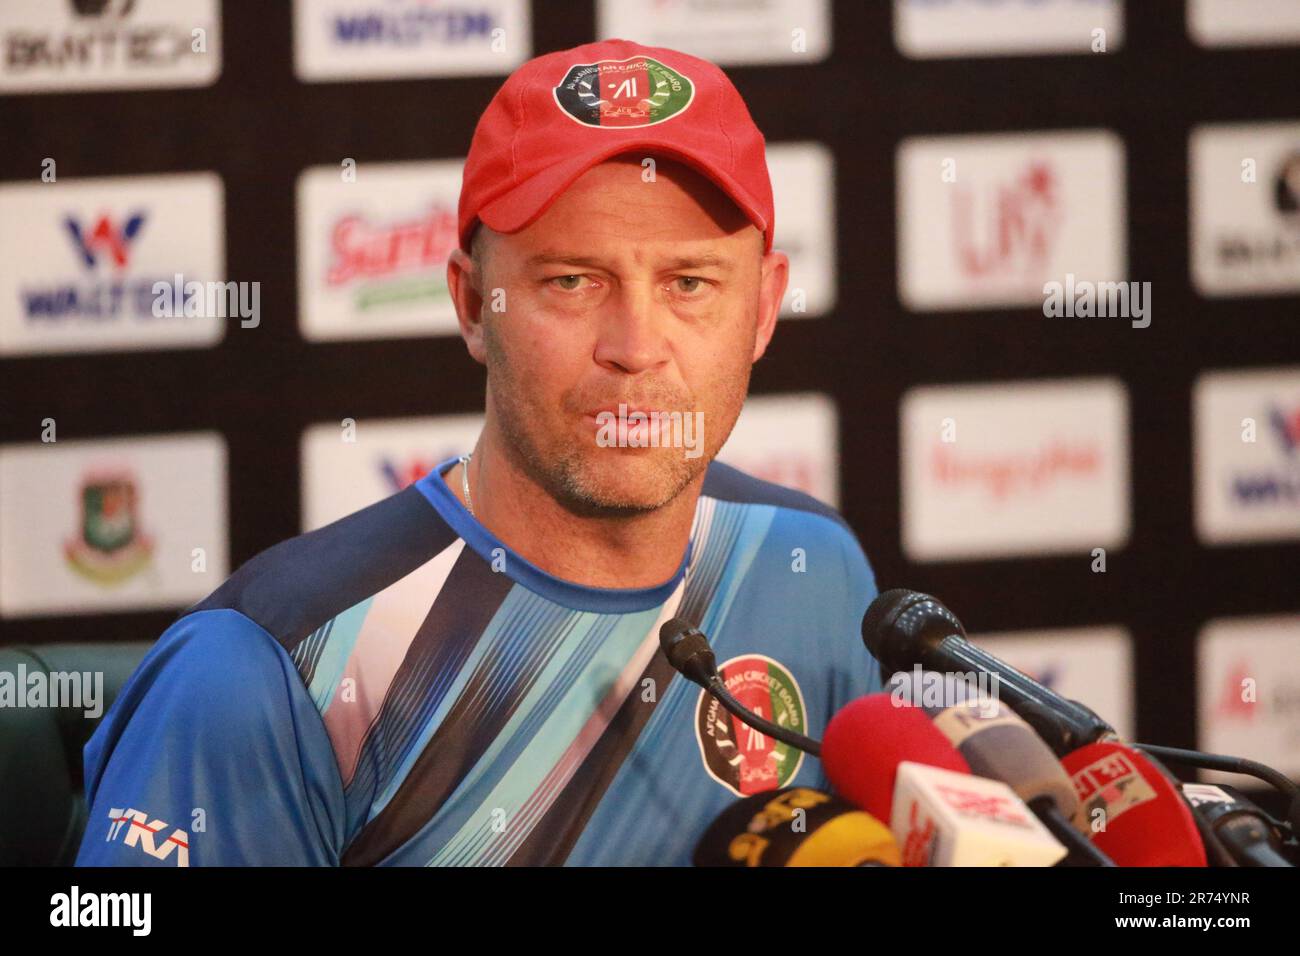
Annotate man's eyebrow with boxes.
[661,254,734,272]
[525,252,735,271]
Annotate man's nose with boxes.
[592,286,672,375]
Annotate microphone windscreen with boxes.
[893,669,1079,819]
[1062,741,1207,867]
[693,787,900,867]
[822,693,971,821]
[860,590,965,667]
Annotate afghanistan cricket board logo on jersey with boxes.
[64,471,154,585]
[553,55,694,129]
[696,654,808,797]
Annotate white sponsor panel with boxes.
[718,392,839,506]
[768,142,836,319]
[0,0,221,94]
[1188,0,1300,48]
[301,414,483,530]
[896,130,1126,312]
[597,0,830,65]
[1193,366,1300,544]
[972,627,1135,740]
[293,0,530,81]
[1198,615,1300,782]
[1190,122,1300,297]
[901,378,1129,560]
[297,160,463,342]
[894,0,1123,58]
[0,173,225,356]
[0,434,227,617]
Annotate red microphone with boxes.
[1062,741,1207,867]
[821,693,971,821]
[823,695,1070,866]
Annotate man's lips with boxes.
[584,406,662,420]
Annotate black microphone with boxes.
[1181,783,1296,867]
[1133,743,1300,838]
[861,589,1114,756]
[658,618,822,757]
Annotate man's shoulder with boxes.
[187,484,458,650]
[702,459,859,541]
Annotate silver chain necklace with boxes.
[458,453,475,518]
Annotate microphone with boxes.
[892,761,1068,867]
[821,692,971,821]
[861,589,1114,756]
[891,669,1079,817]
[1133,743,1300,837]
[659,617,822,756]
[693,787,901,867]
[892,669,1114,866]
[1181,783,1295,867]
[820,695,1065,865]
[1062,741,1208,866]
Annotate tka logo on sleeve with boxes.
[106,807,189,866]
[695,654,807,797]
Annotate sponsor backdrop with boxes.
[2,1,1299,789]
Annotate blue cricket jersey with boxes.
[76,456,883,866]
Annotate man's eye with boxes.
[673,276,706,295]
[550,275,586,291]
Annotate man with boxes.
[77,38,883,867]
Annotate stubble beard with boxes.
[482,322,749,518]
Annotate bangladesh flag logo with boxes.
[695,654,808,797]
[553,55,694,129]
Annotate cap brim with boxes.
[475,139,771,253]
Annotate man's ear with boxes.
[447,246,487,365]
[752,247,789,363]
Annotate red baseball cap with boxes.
[458,38,775,254]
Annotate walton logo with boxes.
[1229,405,1300,506]
[1270,405,1300,455]
[328,3,496,46]
[106,807,189,866]
[65,213,146,270]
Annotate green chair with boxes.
[0,642,151,866]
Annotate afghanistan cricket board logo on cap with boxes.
[695,654,808,797]
[553,55,693,129]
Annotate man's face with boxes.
[459,156,786,516]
